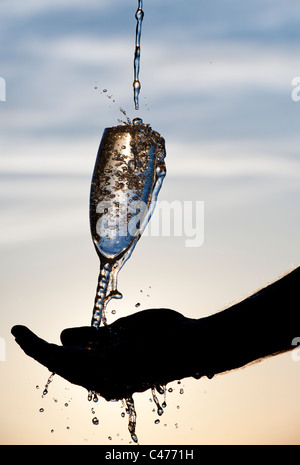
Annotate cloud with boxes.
[1,137,299,180]
[1,0,112,19]
[166,141,300,179]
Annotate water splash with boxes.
[42,372,55,397]
[125,396,138,443]
[119,107,131,124]
[133,0,144,110]
[87,390,99,403]
[151,387,164,416]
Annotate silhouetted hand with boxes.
[11,266,300,401]
[11,309,199,401]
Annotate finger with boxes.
[60,326,100,346]
[11,325,103,393]
[11,325,61,373]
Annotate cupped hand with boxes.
[11,308,198,401]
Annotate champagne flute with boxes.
[89,121,166,328]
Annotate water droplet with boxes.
[151,387,164,417]
[155,419,160,425]
[180,388,184,394]
[133,79,141,92]
[135,7,144,21]
[36,385,39,389]
[135,302,140,308]
[128,159,136,173]
[121,412,125,418]
[119,107,131,124]
[92,417,99,425]
[103,89,107,93]
[42,373,55,397]
[156,385,165,395]
[39,408,44,413]
[108,436,112,440]
[133,117,143,125]
[111,309,116,315]
[132,434,138,443]
[168,388,173,393]
[64,403,68,407]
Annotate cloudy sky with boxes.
[1,0,300,445]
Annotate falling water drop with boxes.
[133,117,143,125]
[119,107,131,124]
[125,397,138,444]
[162,386,167,408]
[42,372,55,397]
[151,387,164,416]
[133,0,144,110]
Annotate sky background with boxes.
[1,0,300,445]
